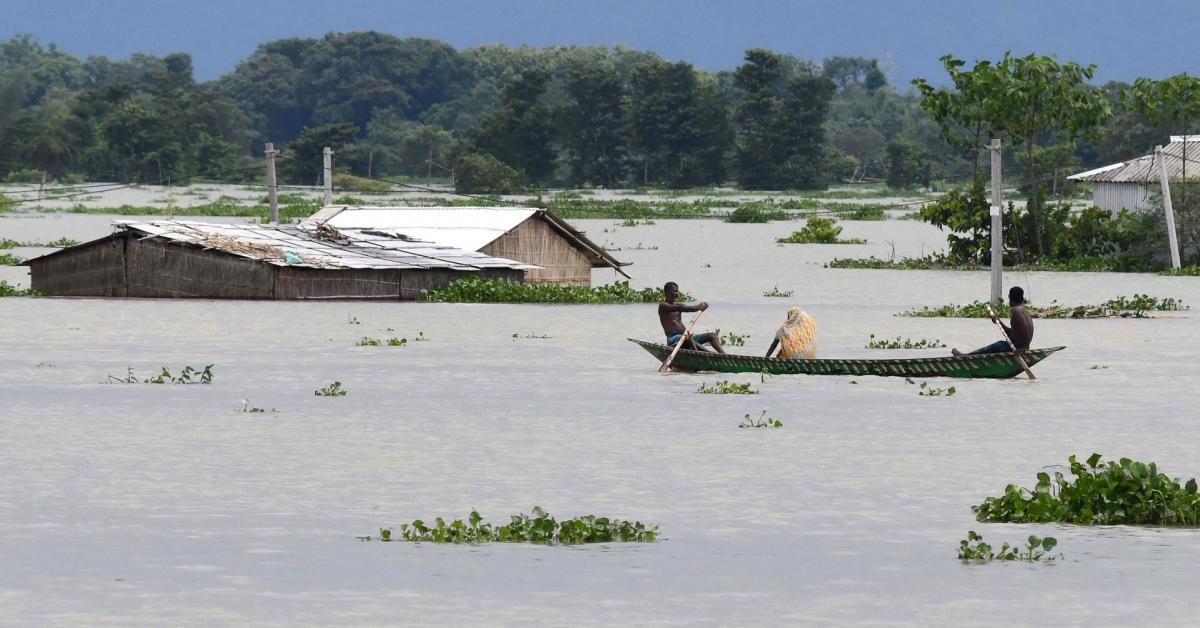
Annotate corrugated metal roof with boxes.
[111,219,539,271]
[1069,139,1200,183]
[306,205,630,277]
[315,206,538,251]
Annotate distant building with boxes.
[22,206,629,299]
[1068,136,1200,213]
[307,206,628,286]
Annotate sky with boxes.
[4,0,1198,87]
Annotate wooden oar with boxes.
[659,309,704,373]
[987,304,1036,380]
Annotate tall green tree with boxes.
[733,49,785,188]
[469,69,557,182]
[912,55,1000,177]
[627,59,728,186]
[280,122,359,184]
[559,60,627,187]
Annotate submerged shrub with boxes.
[777,215,864,244]
[974,454,1200,526]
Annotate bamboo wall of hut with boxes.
[481,217,593,285]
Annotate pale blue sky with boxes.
[5,0,1197,86]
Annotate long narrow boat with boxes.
[630,338,1064,379]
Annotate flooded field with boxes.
[3,211,1200,625]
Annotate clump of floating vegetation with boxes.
[725,203,793,223]
[776,216,865,244]
[358,507,658,544]
[697,380,758,395]
[827,254,958,270]
[974,454,1200,526]
[719,331,749,347]
[239,400,278,413]
[762,285,793,297]
[866,335,946,349]
[0,281,39,297]
[0,253,21,265]
[738,411,783,428]
[106,365,213,384]
[899,294,1186,319]
[425,278,689,304]
[356,337,407,346]
[314,381,347,396]
[958,531,1060,562]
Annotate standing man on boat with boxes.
[952,286,1034,356]
[659,281,724,353]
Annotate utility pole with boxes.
[989,139,1003,306]
[1155,145,1182,269]
[323,146,333,206]
[265,142,278,224]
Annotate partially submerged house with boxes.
[306,205,628,285]
[22,206,629,299]
[23,219,535,299]
[1068,136,1200,213]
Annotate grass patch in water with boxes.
[762,285,793,297]
[738,411,782,428]
[974,454,1200,526]
[314,381,347,396]
[359,507,658,544]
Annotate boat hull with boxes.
[630,339,1064,379]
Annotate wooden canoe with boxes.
[630,338,1064,379]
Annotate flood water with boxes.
[3,212,1200,625]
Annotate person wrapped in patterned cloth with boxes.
[765,307,817,359]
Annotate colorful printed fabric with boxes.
[776,307,817,359]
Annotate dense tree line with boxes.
[0,32,1184,193]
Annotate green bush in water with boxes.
[777,216,865,244]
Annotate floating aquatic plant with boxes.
[696,380,758,395]
[776,216,865,244]
[958,531,1060,562]
[973,454,1200,526]
[762,285,793,297]
[359,507,658,544]
[899,294,1187,319]
[315,381,347,397]
[738,411,782,428]
[106,365,213,384]
[866,335,946,349]
[425,278,688,304]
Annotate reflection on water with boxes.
[2,216,1200,624]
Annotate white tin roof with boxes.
[314,206,538,251]
[1069,138,1200,183]
[110,219,538,271]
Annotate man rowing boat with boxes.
[659,281,724,353]
[952,286,1034,356]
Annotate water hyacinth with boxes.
[425,278,689,304]
[360,507,658,545]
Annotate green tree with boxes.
[912,55,1000,177]
[455,152,523,193]
[884,136,930,189]
[733,49,785,188]
[469,69,556,182]
[776,74,835,189]
[280,122,359,183]
[822,56,886,92]
[1121,73,1200,203]
[627,59,728,186]
[559,60,627,187]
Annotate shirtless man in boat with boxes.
[659,281,724,353]
[952,286,1034,356]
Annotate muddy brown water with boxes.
[3,214,1200,625]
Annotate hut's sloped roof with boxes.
[114,220,538,271]
[1069,138,1200,183]
[308,206,629,277]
